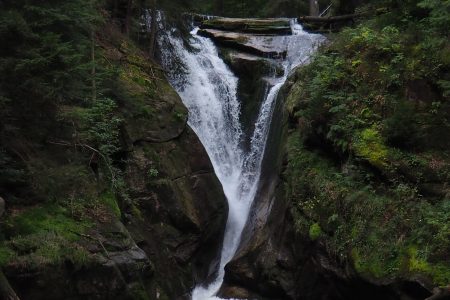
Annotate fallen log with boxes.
[200,18,292,35]
[299,14,361,23]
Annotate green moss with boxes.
[286,131,449,286]
[100,192,121,218]
[28,163,97,203]
[429,264,450,288]
[309,223,322,240]
[130,204,144,221]
[116,44,164,109]
[173,110,186,122]
[5,232,92,268]
[8,204,89,239]
[354,127,389,169]
[0,245,15,267]
[2,203,93,268]
[408,247,450,287]
[408,247,430,272]
[352,246,400,279]
[351,248,364,273]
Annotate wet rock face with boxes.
[214,73,439,300]
[220,178,435,300]
[196,17,292,153]
[220,50,283,147]
[198,17,295,60]
[198,29,288,59]
[123,126,228,297]
[218,85,295,299]
[212,65,437,299]
[117,36,228,298]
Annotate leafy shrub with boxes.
[309,223,323,240]
[354,127,389,169]
[85,98,122,158]
[147,167,159,178]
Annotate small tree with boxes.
[310,0,320,16]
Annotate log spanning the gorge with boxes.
[299,14,361,24]
[200,18,292,35]
[197,17,295,59]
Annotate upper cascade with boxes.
[157,15,325,299]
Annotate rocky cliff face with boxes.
[1,25,227,300]
[2,11,448,300]
[197,17,449,300]
[219,77,437,300]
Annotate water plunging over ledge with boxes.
[159,18,324,299]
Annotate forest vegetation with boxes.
[284,0,450,287]
[0,0,448,298]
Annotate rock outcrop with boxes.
[1,24,227,300]
[217,67,437,300]
[198,29,288,59]
[199,17,448,300]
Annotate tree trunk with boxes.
[125,0,133,36]
[216,0,224,15]
[91,29,96,102]
[0,269,20,300]
[309,0,320,16]
[148,0,157,59]
[112,0,119,19]
[299,14,360,23]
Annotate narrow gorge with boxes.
[0,1,449,300]
[158,16,324,299]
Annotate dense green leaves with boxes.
[0,0,105,144]
[286,0,450,286]
[85,98,122,157]
[418,0,450,30]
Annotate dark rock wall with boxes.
[216,48,438,300]
[3,25,228,300]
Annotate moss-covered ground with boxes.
[0,28,166,272]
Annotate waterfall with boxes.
[158,17,324,299]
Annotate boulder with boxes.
[219,50,283,145]
[198,29,288,59]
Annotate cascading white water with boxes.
[159,17,324,299]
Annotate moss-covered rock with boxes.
[102,22,227,299]
[0,21,227,300]
[267,6,450,295]
[218,7,450,296]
